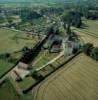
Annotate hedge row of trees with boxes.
[62,11,82,29]
[0,53,17,63]
[82,43,98,61]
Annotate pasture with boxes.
[0,28,38,53]
[0,28,38,77]
[83,19,98,35]
[73,19,98,46]
[0,59,13,77]
[0,78,21,100]
[74,28,98,46]
[33,54,98,100]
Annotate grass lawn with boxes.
[32,50,58,69]
[0,59,14,77]
[33,54,98,100]
[18,76,35,91]
[0,78,21,100]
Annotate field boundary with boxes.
[23,52,81,94]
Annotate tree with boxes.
[82,43,93,56]
[90,47,98,61]
[66,23,71,35]
[27,11,42,21]
[22,46,30,53]
[0,15,5,23]
[62,11,82,29]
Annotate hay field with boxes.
[83,19,98,35]
[33,54,98,100]
[74,29,98,46]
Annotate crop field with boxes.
[0,78,21,100]
[72,19,98,46]
[83,19,98,35]
[33,54,98,100]
[74,28,98,46]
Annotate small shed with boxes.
[18,62,31,70]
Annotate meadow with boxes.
[0,78,21,100]
[0,28,37,53]
[83,19,98,35]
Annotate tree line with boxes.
[82,43,98,61]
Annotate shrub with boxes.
[82,43,93,56]
[90,47,98,61]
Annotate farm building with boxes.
[44,34,62,52]
[17,62,31,70]
[64,34,81,55]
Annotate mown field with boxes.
[73,28,98,46]
[83,19,98,35]
[72,19,98,46]
[33,54,98,100]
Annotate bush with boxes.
[83,43,98,61]
[32,71,43,80]
[90,47,98,61]
[0,53,10,59]
[82,43,93,56]
[22,46,30,53]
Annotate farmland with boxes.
[0,78,21,100]
[0,28,39,77]
[0,59,13,77]
[0,1,98,100]
[73,28,98,46]
[83,19,98,35]
[0,28,38,53]
[33,54,98,100]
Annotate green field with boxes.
[83,19,98,35]
[0,79,21,100]
[19,76,36,91]
[32,50,58,69]
[0,28,38,77]
[0,28,37,53]
[0,59,13,77]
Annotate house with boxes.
[44,34,62,53]
[64,34,81,55]
[18,62,31,70]
[49,34,62,53]
[50,39,62,53]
